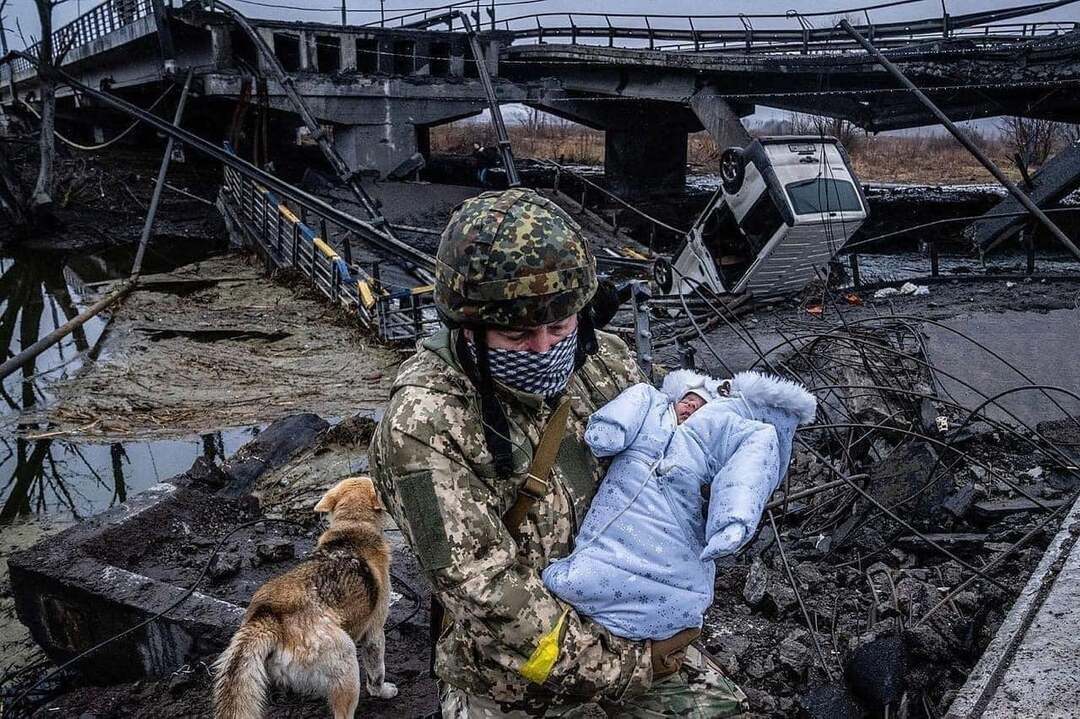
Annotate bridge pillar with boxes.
[335,122,422,179]
[604,124,688,199]
[533,96,701,198]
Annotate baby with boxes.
[542,370,816,641]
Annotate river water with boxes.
[0,240,256,524]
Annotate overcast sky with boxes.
[3,0,1078,47]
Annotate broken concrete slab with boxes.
[895,533,989,550]
[972,497,1069,519]
[219,413,330,496]
[9,483,252,683]
[867,441,948,520]
[6,417,433,715]
[942,482,977,520]
[946,494,1080,719]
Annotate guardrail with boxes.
[497,15,1074,53]
[9,0,158,79]
[218,164,441,344]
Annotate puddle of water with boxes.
[0,236,233,524]
[0,428,260,523]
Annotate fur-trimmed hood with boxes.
[661,369,730,404]
[661,369,817,424]
[730,371,817,424]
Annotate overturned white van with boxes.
[656,136,868,299]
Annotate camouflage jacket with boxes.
[370,328,654,707]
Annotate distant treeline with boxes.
[430,109,1080,185]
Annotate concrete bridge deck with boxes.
[3,0,1079,195]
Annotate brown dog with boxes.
[213,477,398,719]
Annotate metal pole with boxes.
[839,19,1080,262]
[629,280,654,381]
[455,12,520,187]
[131,68,194,278]
[341,0,346,27]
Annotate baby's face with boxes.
[675,392,706,424]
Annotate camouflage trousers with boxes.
[441,644,748,718]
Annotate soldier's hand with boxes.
[649,627,700,681]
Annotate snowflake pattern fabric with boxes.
[542,372,816,640]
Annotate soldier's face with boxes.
[480,314,578,353]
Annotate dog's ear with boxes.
[314,481,345,513]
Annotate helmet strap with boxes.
[456,329,515,481]
[574,309,599,371]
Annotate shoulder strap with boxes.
[502,397,572,543]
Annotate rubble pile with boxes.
[698,316,1080,718]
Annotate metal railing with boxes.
[489,1,1076,53]
[9,0,157,79]
[656,21,1078,55]
[218,164,441,344]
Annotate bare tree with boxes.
[0,0,32,230]
[787,112,864,151]
[30,0,59,212]
[998,116,1060,175]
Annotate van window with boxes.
[740,194,785,251]
[786,178,862,215]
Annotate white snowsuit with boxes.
[542,370,816,640]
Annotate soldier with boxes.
[370,188,748,718]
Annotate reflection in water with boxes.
[0,429,258,522]
[0,241,236,524]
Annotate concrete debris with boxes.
[846,634,906,706]
[207,552,241,582]
[942,482,978,519]
[798,683,865,719]
[895,532,990,549]
[219,413,330,497]
[973,497,1069,518]
[742,556,798,616]
[743,556,770,607]
[255,538,296,564]
[777,629,812,673]
[867,441,947,520]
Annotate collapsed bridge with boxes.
[2,0,1080,197]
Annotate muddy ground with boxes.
[7,253,399,442]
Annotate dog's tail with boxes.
[213,615,279,719]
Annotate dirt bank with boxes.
[8,253,400,441]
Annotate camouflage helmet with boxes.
[435,188,597,328]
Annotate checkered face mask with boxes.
[473,329,578,398]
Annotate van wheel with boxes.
[720,147,745,194]
[653,257,673,294]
